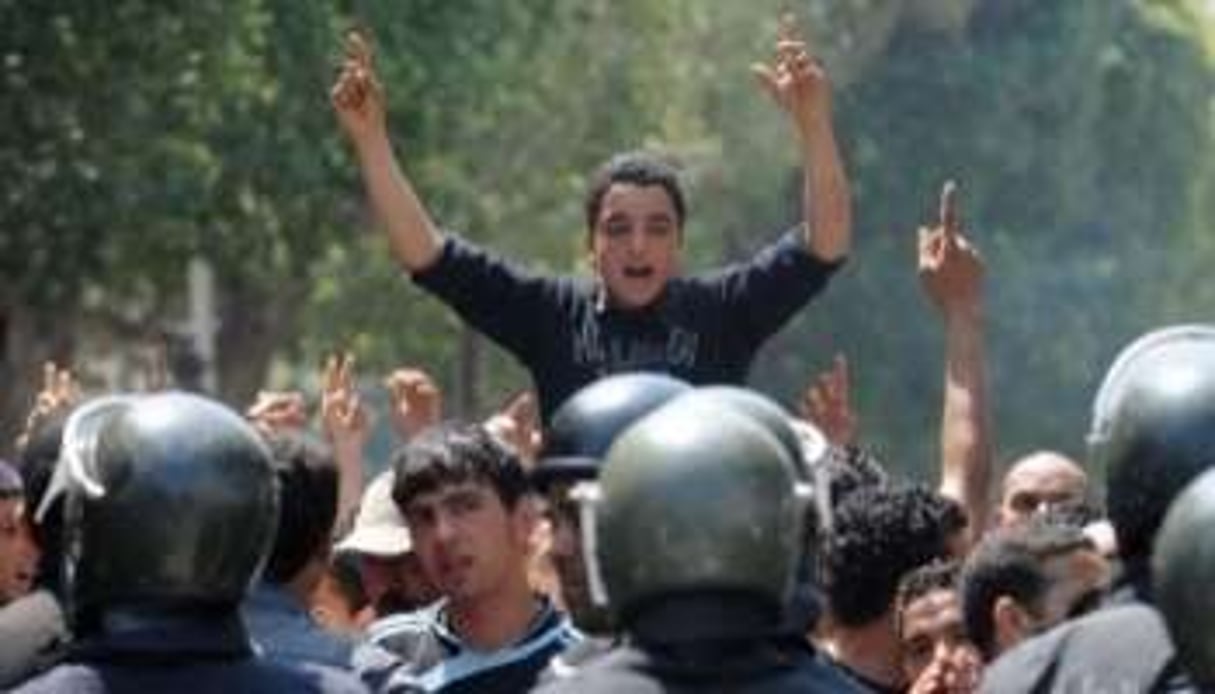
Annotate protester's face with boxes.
[403,480,532,604]
[0,498,39,604]
[999,456,1087,527]
[359,551,440,615]
[901,588,982,693]
[310,570,375,635]
[590,183,681,309]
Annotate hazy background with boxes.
[5,0,1215,482]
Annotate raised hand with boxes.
[321,352,371,450]
[799,353,858,447]
[331,27,387,145]
[246,390,309,436]
[16,362,81,451]
[383,367,442,441]
[750,12,832,139]
[918,181,984,315]
[484,390,541,466]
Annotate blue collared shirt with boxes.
[244,582,355,670]
[354,597,582,693]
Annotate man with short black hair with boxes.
[959,522,1108,662]
[355,423,579,693]
[331,15,853,422]
[244,431,355,669]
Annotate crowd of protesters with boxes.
[3,13,1215,694]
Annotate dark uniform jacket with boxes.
[531,595,864,693]
[9,608,367,693]
[980,568,1195,694]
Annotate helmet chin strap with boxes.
[570,481,608,608]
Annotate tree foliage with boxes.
[4,0,1215,483]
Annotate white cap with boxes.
[335,470,412,557]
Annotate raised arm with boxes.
[752,15,852,262]
[320,353,370,539]
[799,353,858,448]
[383,366,443,442]
[332,29,442,272]
[919,182,992,545]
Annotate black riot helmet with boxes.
[684,386,831,633]
[692,385,827,479]
[37,392,279,623]
[534,372,691,489]
[1086,324,1215,563]
[587,392,809,625]
[1153,468,1215,688]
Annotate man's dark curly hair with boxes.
[824,484,966,627]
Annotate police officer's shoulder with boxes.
[9,659,369,694]
[529,645,663,694]
[981,603,1176,694]
[287,661,373,693]
[7,664,99,694]
[979,620,1073,694]
[536,635,615,684]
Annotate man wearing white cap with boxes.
[336,470,439,619]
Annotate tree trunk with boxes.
[213,275,305,411]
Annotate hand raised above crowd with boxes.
[331,27,387,146]
[321,352,371,452]
[799,353,858,447]
[245,390,309,436]
[384,366,442,441]
[484,390,541,466]
[750,12,833,141]
[16,361,81,452]
[918,181,984,316]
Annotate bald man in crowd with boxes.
[996,451,1088,529]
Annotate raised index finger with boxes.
[777,12,815,63]
[41,361,57,393]
[344,26,374,68]
[778,11,800,43]
[322,353,341,392]
[939,179,961,238]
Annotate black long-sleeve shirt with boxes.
[412,230,843,421]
